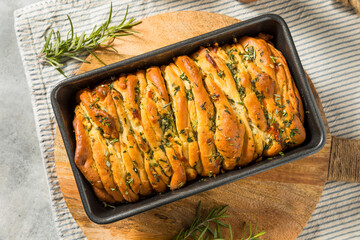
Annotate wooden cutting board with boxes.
[54,11,331,240]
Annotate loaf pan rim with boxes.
[50,13,327,224]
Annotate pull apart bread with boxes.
[73,36,306,204]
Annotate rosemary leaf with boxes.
[217,222,223,238]
[198,224,208,239]
[101,43,119,53]
[241,221,266,240]
[88,50,107,66]
[39,2,141,77]
[196,201,202,218]
[251,230,267,239]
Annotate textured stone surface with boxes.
[0,0,58,239]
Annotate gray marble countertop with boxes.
[0,0,58,239]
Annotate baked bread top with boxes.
[73,36,306,203]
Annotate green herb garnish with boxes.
[243,46,255,62]
[270,56,278,63]
[39,3,141,77]
[174,201,266,240]
[186,89,194,101]
[174,86,180,96]
[110,138,119,144]
[290,127,300,138]
[180,73,189,82]
[217,70,225,78]
[162,101,172,109]
[200,102,207,110]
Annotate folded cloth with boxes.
[14,0,360,239]
[298,181,360,239]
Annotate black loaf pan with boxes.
[51,14,326,224]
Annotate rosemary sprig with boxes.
[174,201,230,240]
[39,3,141,77]
[174,201,266,240]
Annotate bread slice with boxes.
[73,105,116,204]
[166,63,203,175]
[110,89,153,196]
[266,43,306,146]
[238,37,305,152]
[193,47,254,166]
[145,67,187,190]
[175,56,221,176]
[78,90,126,202]
[203,71,244,170]
[112,74,168,193]
[161,63,200,180]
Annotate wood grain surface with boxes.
[54,11,331,240]
[328,137,360,182]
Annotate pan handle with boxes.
[328,136,360,183]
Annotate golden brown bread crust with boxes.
[218,44,265,160]
[79,88,118,140]
[175,56,221,177]
[73,36,306,203]
[81,88,141,202]
[193,47,254,166]
[239,36,276,81]
[73,106,116,204]
[238,36,305,152]
[229,43,267,159]
[145,67,187,190]
[267,43,305,124]
[165,63,203,175]
[73,106,103,189]
[78,91,125,202]
[137,70,175,188]
[204,73,244,170]
[161,64,199,181]
[97,85,141,201]
[113,73,168,193]
[92,186,116,204]
[111,90,153,196]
